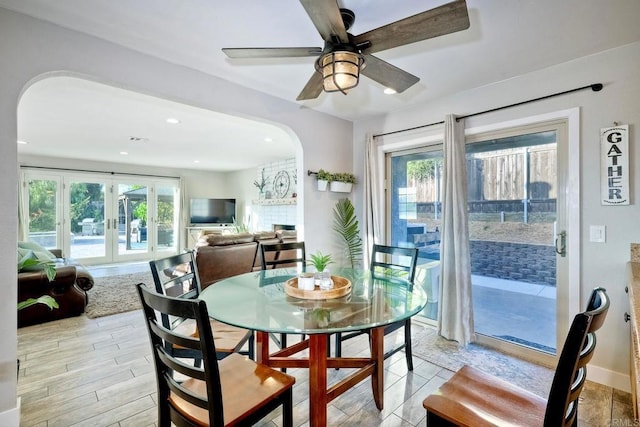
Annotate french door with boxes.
[22,169,180,264]
[386,119,569,362]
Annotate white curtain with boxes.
[363,134,383,264]
[438,114,475,345]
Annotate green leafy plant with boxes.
[17,258,59,312]
[18,258,57,282]
[232,216,249,233]
[18,295,59,311]
[333,198,363,268]
[316,169,333,182]
[332,172,356,184]
[308,251,333,272]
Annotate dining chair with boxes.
[259,241,307,352]
[135,283,295,427]
[422,286,610,427]
[260,241,306,270]
[334,244,419,370]
[149,251,254,362]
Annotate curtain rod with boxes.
[21,165,179,179]
[373,83,603,138]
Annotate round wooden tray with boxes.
[284,275,352,300]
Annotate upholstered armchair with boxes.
[18,246,94,327]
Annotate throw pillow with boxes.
[17,249,46,272]
[18,241,56,261]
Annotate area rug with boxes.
[85,271,154,318]
[413,326,554,398]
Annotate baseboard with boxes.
[589,365,631,393]
[0,397,20,427]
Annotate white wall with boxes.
[0,8,353,422]
[353,41,640,391]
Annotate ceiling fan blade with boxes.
[296,71,324,101]
[222,47,322,59]
[299,0,349,43]
[354,0,470,54]
[361,55,419,93]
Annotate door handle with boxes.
[555,231,566,257]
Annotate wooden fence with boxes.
[407,145,556,202]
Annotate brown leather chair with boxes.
[136,283,295,426]
[422,287,609,427]
[18,249,94,327]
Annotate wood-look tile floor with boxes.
[17,299,634,426]
[18,264,636,427]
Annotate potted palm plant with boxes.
[333,198,363,268]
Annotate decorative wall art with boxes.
[600,124,629,205]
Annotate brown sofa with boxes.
[18,249,94,327]
[194,230,298,288]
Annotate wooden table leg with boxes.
[255,331,270,364]
[308,334,328,427]
[370,327,384,410]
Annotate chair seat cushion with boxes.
[168,353,295,425]
[423,365,547,426]
[173,318,250,353]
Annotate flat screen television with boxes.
[190,198,236,224]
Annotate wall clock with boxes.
[273,170,290,199]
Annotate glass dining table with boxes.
[198,267,428,427]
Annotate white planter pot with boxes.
[317,180,328,191]
[330,181,352,193]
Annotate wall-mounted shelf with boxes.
[252,198,297,206]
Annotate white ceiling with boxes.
[18,77,296,172]
[5,0,640,171]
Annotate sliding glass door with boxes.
[117,182,149,258]
[465,125,562,355]
[68,179,109,260]
[389,148,443,322]
[22,169,180,264]
[387,120,569,361]
[25,174,62,250]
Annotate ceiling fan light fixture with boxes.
[316,50,364,95]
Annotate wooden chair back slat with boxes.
[260,242,306,270]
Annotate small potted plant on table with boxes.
[309,251,334,290]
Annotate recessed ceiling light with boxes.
[120,151,128,155]
[129,136,148,143]
[384,88,397,95]
[17,140,28,145]
[264,137,273,142]
[193,160,200,164]
[166,117,181,124]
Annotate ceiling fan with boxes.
[222,0,470,101]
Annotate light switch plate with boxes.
[590,225,606,243]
